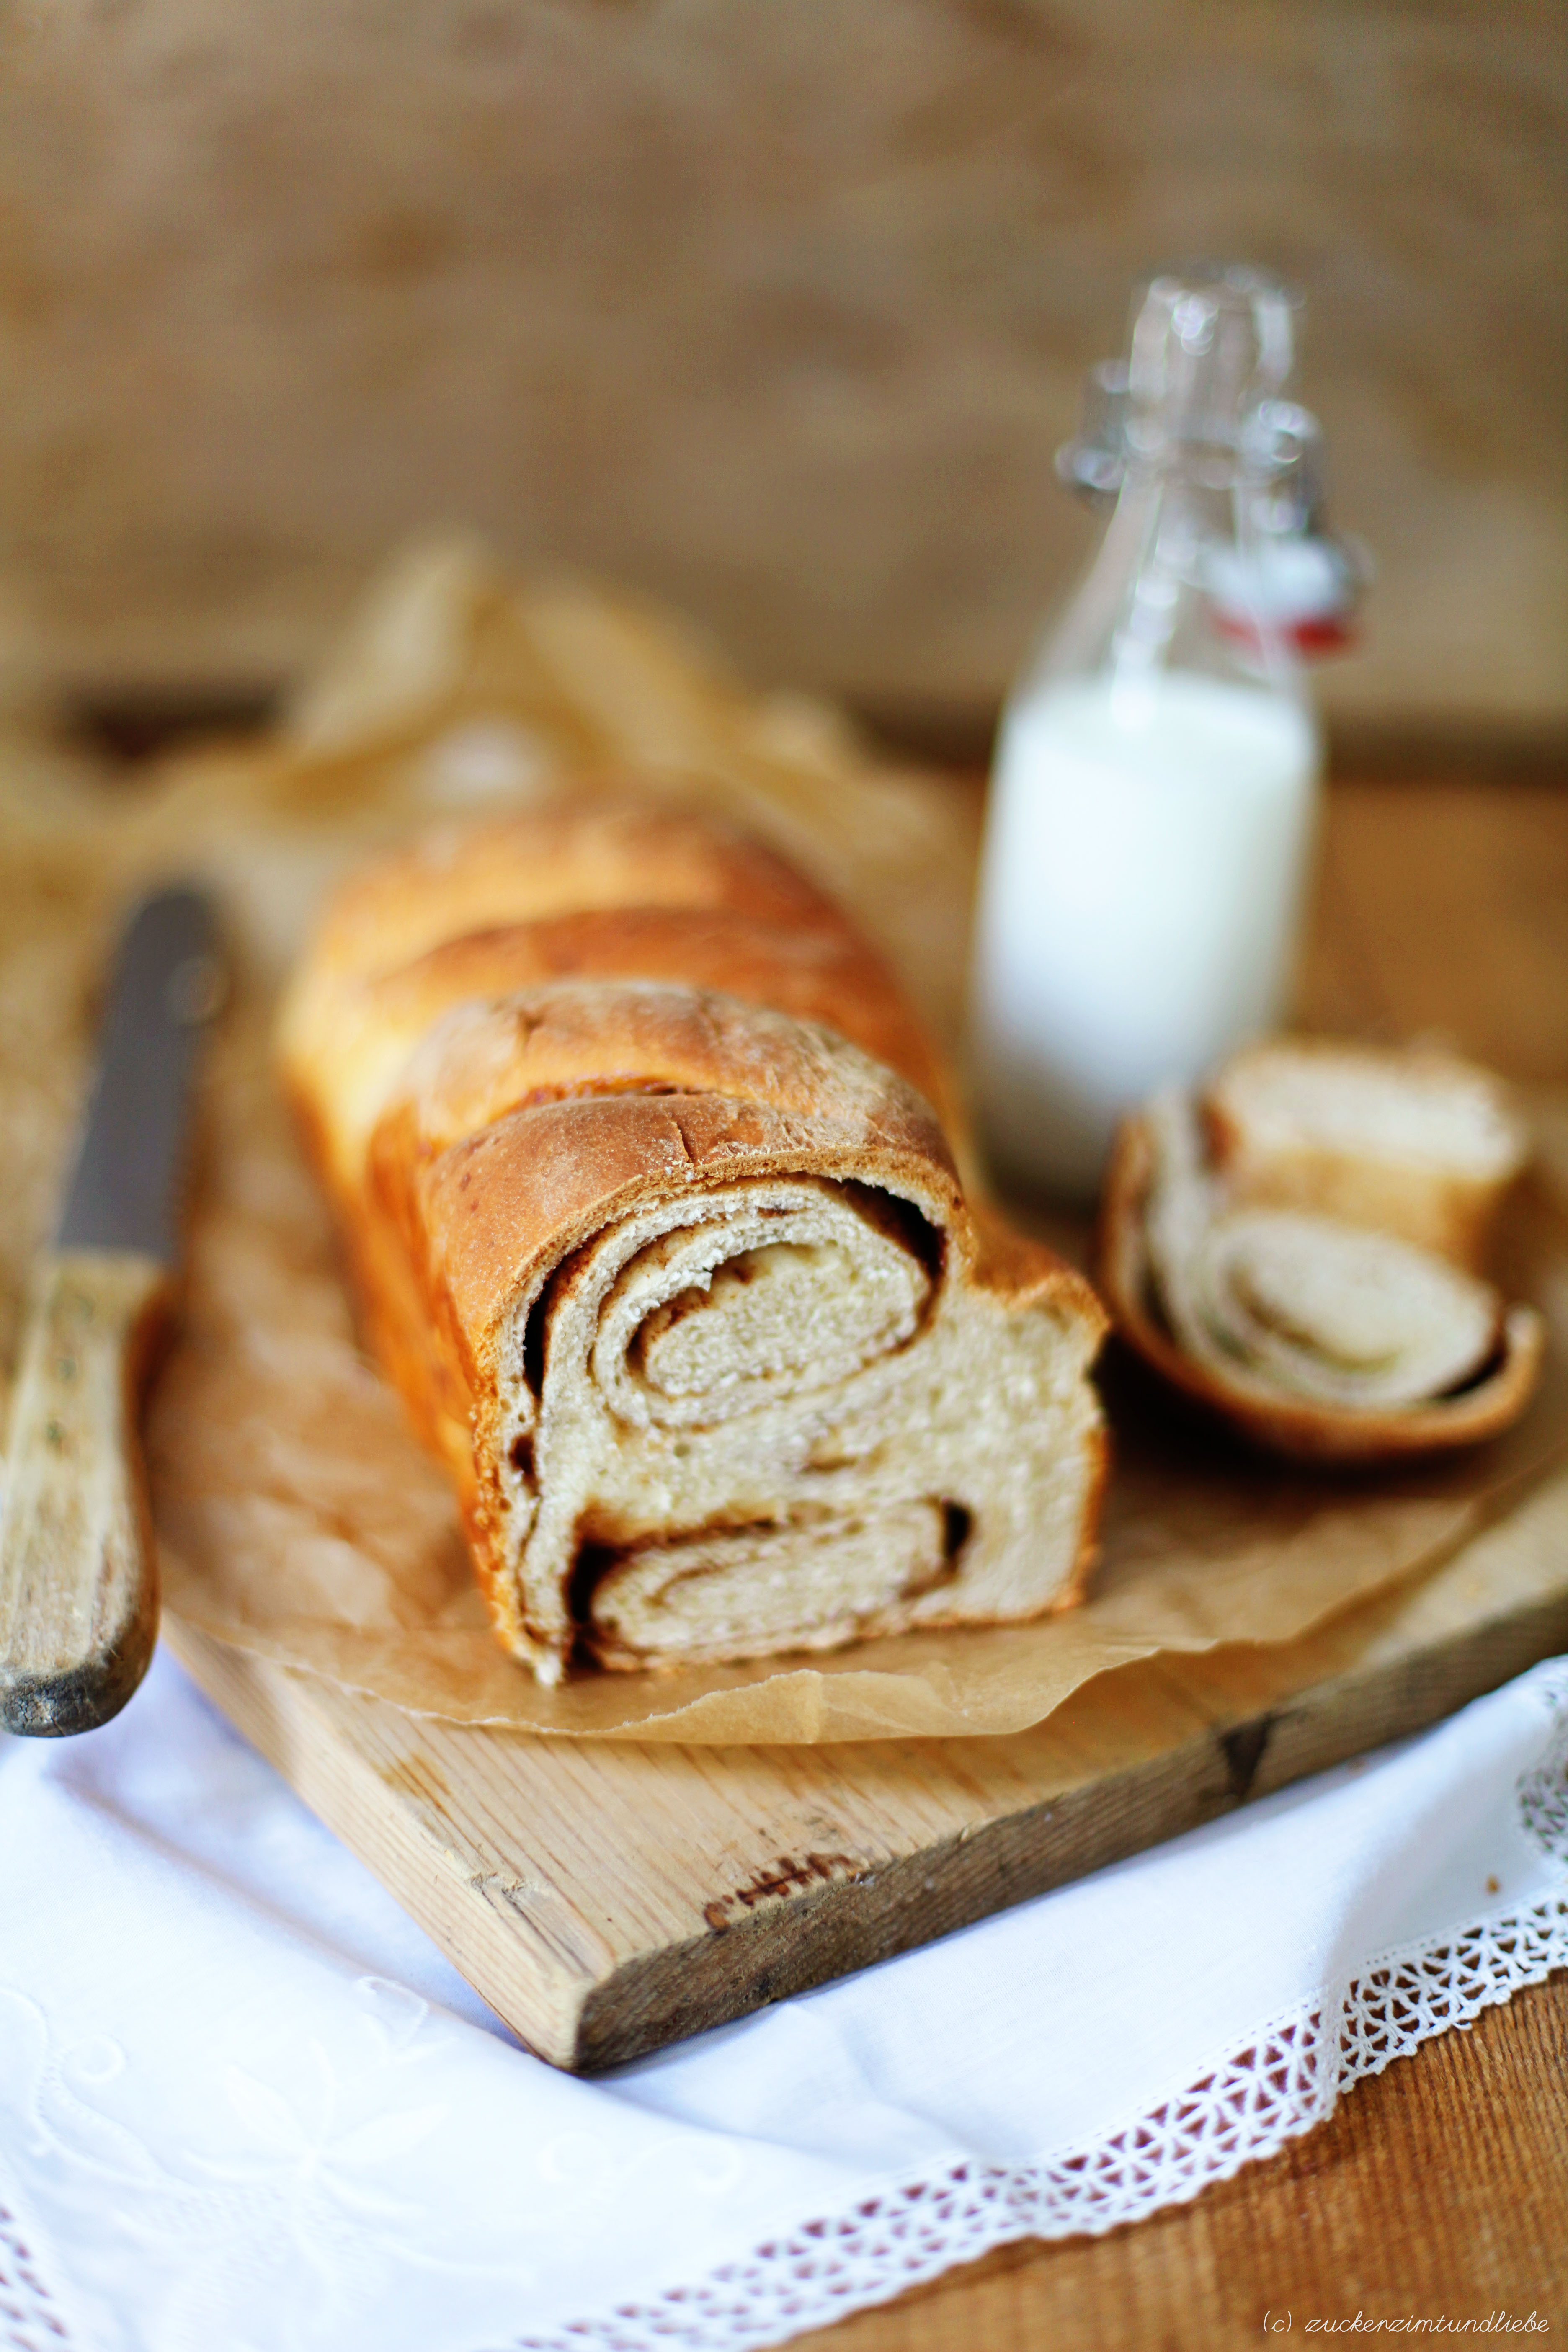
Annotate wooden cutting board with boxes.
[44,697,1554,2079]
[154,754,1568,2077]
[166,1457,1568,2071]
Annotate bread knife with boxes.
[0,887,222,1736]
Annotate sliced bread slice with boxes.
[1204,1039,1529,1272]
[1099,1053,1543,1464]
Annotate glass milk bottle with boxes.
[970,267,1325,1199]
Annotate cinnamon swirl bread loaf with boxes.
[279,799,1107,1682]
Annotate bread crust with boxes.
[301,797,833,987]
[1099,1109,1544,1463]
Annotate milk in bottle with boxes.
[970,267,1326,1198]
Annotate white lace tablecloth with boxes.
[3,1646,1565,2352]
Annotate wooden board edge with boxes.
[164,1581,1568,2076]
[570,1590,1568,2070]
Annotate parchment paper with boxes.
[4,542,1565,1743]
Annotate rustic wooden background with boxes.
[0,0,1563,744]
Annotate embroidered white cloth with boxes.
[3,1649,1565,2352]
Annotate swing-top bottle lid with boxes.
[1051,264,1367,653]
[1125,264,1299,462]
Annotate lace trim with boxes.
[5,1670,1565,2352]
[506,1906,1568,2352]
[512,1673,1568,2352]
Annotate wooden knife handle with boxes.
[0,1249,173,1736]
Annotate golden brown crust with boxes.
[364,904,952,1121]
[386,979,957,1170]
[303,799,839,994]
[963,1196,1110,1332]
[1099,1110,1545,1463]
[276,797,970,1197]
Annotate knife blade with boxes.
[0,886,222,1736]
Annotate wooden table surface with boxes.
[797,771,1568,2349]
